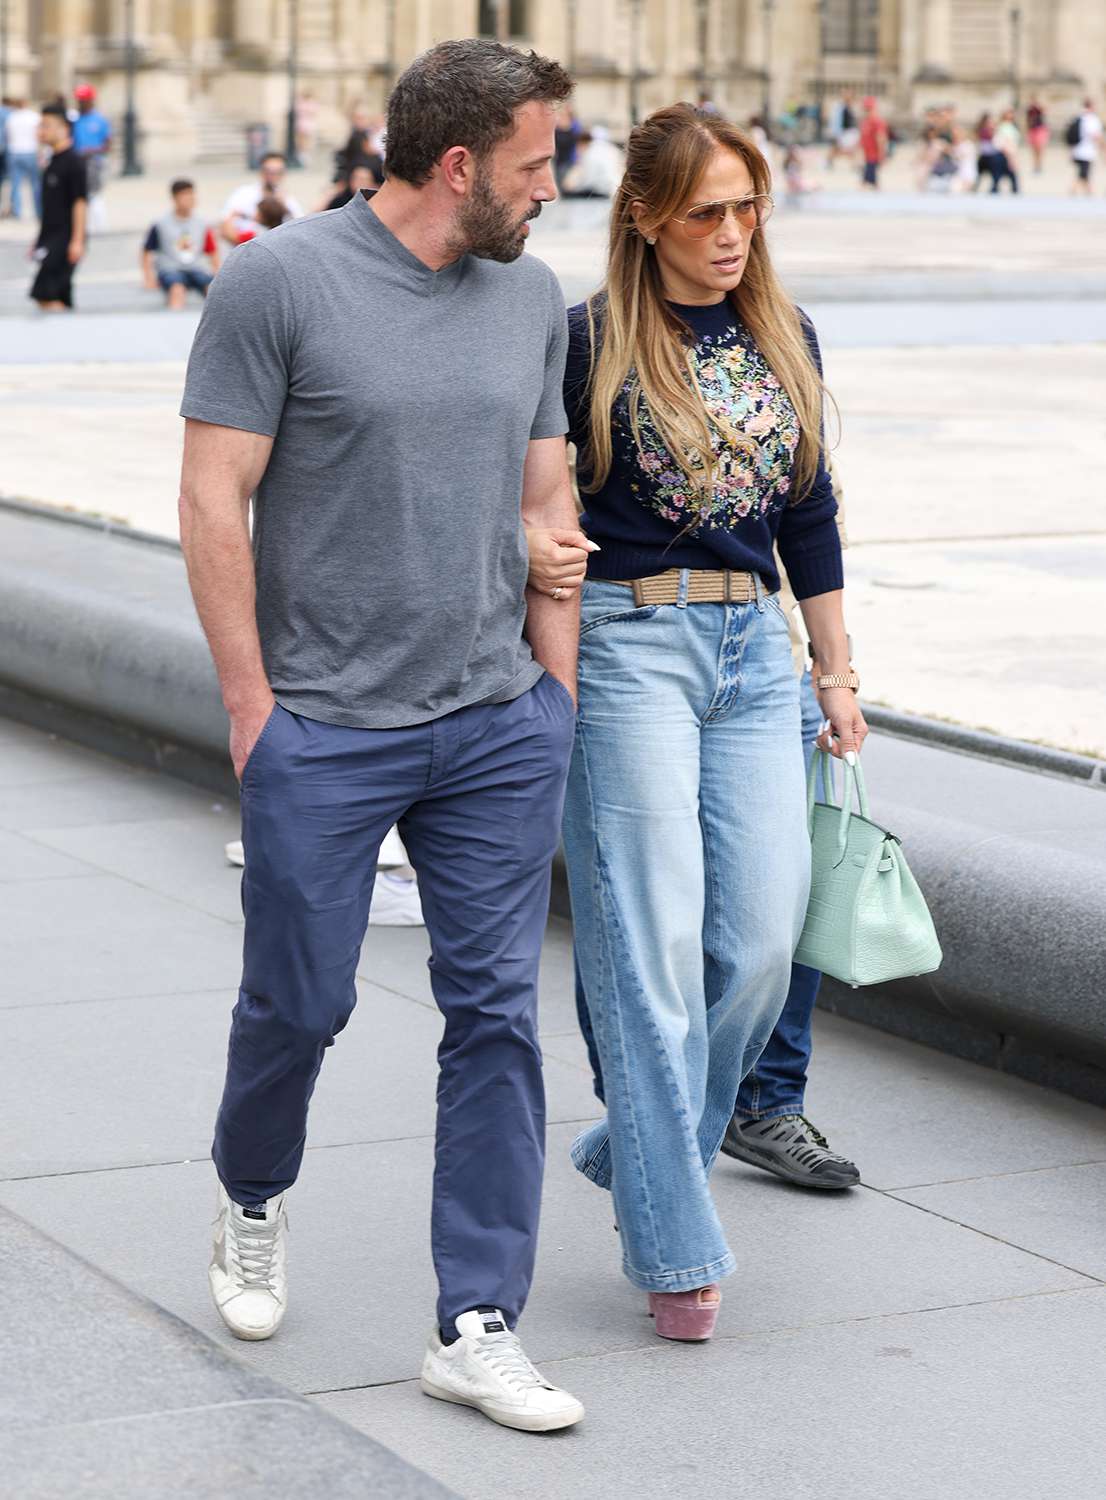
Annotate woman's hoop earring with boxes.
[646,235,657,245]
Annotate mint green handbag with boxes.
[794,750,942,987]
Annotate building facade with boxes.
[4,2,1103,163]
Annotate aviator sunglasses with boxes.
[668,193,775,238]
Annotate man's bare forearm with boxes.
[524,585,580,695]
[178,422,275,717]
[520,440,581,695]
[179,495,272,715]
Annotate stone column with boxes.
[12,0,49,97]
[232,0,277,54]
[1052,0,1092,84]
[918,0,952,80]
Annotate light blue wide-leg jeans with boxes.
[562,577,810,1292]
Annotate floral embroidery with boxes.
[615,325,800,534]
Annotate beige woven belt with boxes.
[609,569,766,607]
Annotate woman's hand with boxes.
[814,684,869,761]
[525,527,599,599]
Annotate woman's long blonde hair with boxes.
[580,104,828,509]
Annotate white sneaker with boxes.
[368,870,425,927]
[420,1308,585,1432]
[225,839,245,868]
[208,1184,288,1340]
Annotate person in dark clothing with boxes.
[30,104,87,311]
[319,158,382,211]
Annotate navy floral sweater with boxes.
[563,297,843,601]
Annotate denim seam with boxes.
[701,605,749,724]
[574,725,666,1269]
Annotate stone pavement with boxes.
[1,177,1104,758]
[2,712,1106,1499]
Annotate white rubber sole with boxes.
[420,1377,584,1432]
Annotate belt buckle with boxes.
[631,579,647,607]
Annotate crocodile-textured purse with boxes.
[794,751,942,988]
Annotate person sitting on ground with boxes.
[142,178,219,308]
[219,151,303,246]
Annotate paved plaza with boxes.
[1,160,1104,756]
[2,139,1105,1495]
[2,714,1106,1498]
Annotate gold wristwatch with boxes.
[817,670,860,693]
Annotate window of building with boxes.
[477,1,530,40]
[823,0,879,55]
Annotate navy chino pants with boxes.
[214,672,575,1338]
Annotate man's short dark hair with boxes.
[41,102,70,126]
[385,38,572,188]
[260,151,287,167]
[170,178,194,196]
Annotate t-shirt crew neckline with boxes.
[345,188,466,294]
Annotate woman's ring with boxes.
[552,586,565,600]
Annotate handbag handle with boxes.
[806,749,871,866]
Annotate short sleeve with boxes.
[528,270,569,440]
[70,157,88,202]
[179,241,295,438]
[143,224,159,252]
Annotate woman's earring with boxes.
[645,235,657,245]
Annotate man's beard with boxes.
[456,168,540,263]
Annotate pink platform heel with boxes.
[647,1285,721,1342]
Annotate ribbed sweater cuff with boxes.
[786,547,845,601]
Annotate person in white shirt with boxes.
[5,100,42,219]
[1071,100,1103,196]
[219,150,304,245]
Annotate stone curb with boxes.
[2,498,1104,1107]
[0,1205,456,1499]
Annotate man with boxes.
[859,95,888,190]
[179,39,584,1434]
[142,178,219,308]
[1070,99,1103,196]
[219,150,303,245]
[72,83,112,232]
[5,98,41,220]
[826,90,859,170]
[29,104,86,311]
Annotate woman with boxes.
[530,104,865,1341]
[974,113,1004,193]
[1026,99,1049,174]
[992,109,1021,194]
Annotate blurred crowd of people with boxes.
[2,83,1103,314]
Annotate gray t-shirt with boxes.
[150,213,211,277]
[180,191,569,728]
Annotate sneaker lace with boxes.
[475,1332,550,1392]
[230,1215,282,1291]
[776,1114,853,1167]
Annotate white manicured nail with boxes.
[844,750,858,766]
